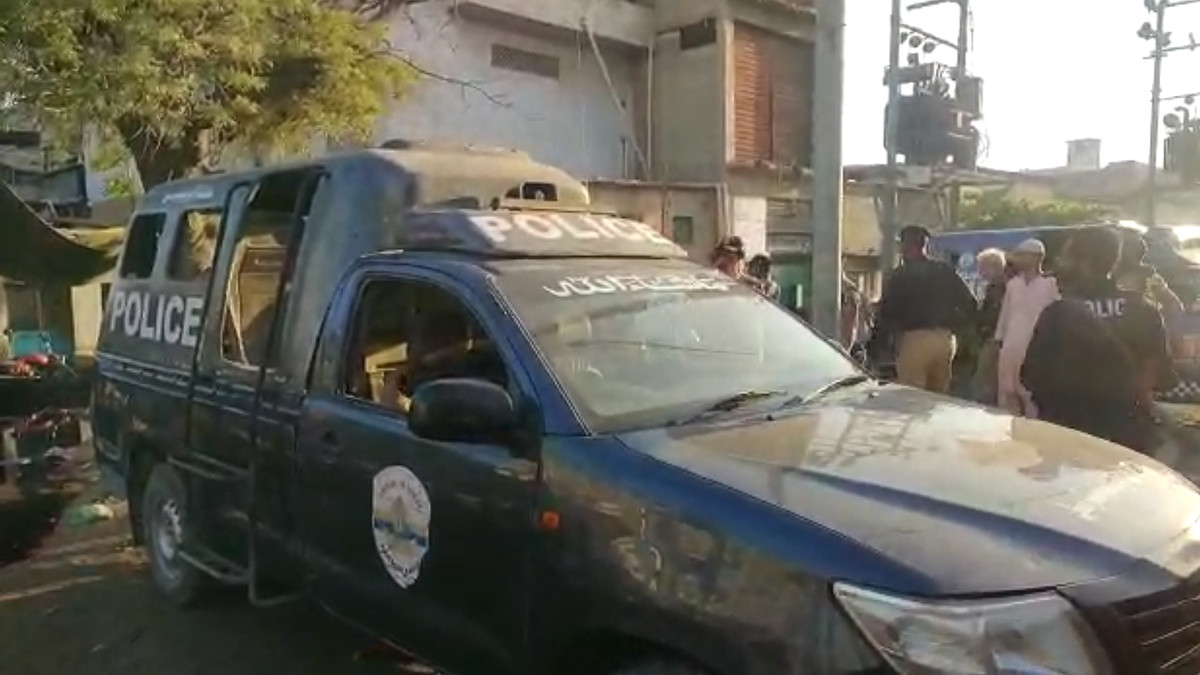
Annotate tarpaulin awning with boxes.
[0,181,123,285]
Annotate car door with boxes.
[297,266,540,675]
[187,169,325,579]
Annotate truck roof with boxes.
[139,145,591,212]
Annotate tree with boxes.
[959,192,1116,230]
[0,0,421,189]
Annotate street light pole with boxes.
[880,0,902,275]
[811,0,846,337]
[1147,0,1167,227]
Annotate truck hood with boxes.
[617,385,1200,595]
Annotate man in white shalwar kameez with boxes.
[995,239,1059,417]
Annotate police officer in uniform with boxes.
[1021,228,1170,453]
[875,225,978,393]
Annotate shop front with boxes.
[767,231,812,312]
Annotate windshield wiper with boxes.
[668,389,786,426]
[780,374,874,409]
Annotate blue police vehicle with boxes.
[93,145,1200,674]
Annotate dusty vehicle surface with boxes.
[94,145,1200,675]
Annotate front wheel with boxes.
[141,463,213,607]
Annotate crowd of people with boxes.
[710,234,868,353]
[709,225,1180,455]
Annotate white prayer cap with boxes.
[1012,238,1046,256]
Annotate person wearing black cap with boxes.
[875,225,977,393]
[1022,228,1169,453]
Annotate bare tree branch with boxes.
[331,0,434,21]
[382,42,509,107]
[341,0,504,108]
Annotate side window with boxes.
[120,213,167,279]
[221,170,322,367]
[167,209,222,280]
[342,278,508,415]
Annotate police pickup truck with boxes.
[94,145,1200,675]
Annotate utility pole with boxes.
[1147,0,1168,227]
[880,0,902,275]
[811,0,846,337]
[1142,0,1200,226]
[947,0,970,230]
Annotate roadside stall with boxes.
[0,181,116,481]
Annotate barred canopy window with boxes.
[491,44,560,80]
[167,209,222,281]
[732,24,814,167]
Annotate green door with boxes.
[773,258,812,310]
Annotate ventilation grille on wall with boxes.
[491,44,560,80]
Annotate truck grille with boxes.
[1085,575,1200,674]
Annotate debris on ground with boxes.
[63,502,116,527]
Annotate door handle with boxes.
[312,429,340,464]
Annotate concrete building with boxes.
[980,138,1200,224]
[371,0,653,180]
[0,0,845,351]
[370,0,873,309]
[1065,138,1102,172]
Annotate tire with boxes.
[611,661,707,675]
[141,463,212,607]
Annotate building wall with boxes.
[377,0,640,180]
[457,0,654,48]
[587,180,722,261]
[649,3,727,182]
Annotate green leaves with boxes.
[959,192,1116,230]
[0,0,417,187]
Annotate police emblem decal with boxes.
[371,466,432,588]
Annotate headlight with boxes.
[833,582,1112,675]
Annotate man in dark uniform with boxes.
[875,225,977,393]
[1021,228,1169,453]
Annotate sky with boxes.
[842,0,1200,170]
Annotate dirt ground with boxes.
[0,483,406,675]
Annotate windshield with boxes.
[492,258,862,432]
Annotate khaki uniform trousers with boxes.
[895,328,957,394]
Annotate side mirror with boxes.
[409,378,518,445]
